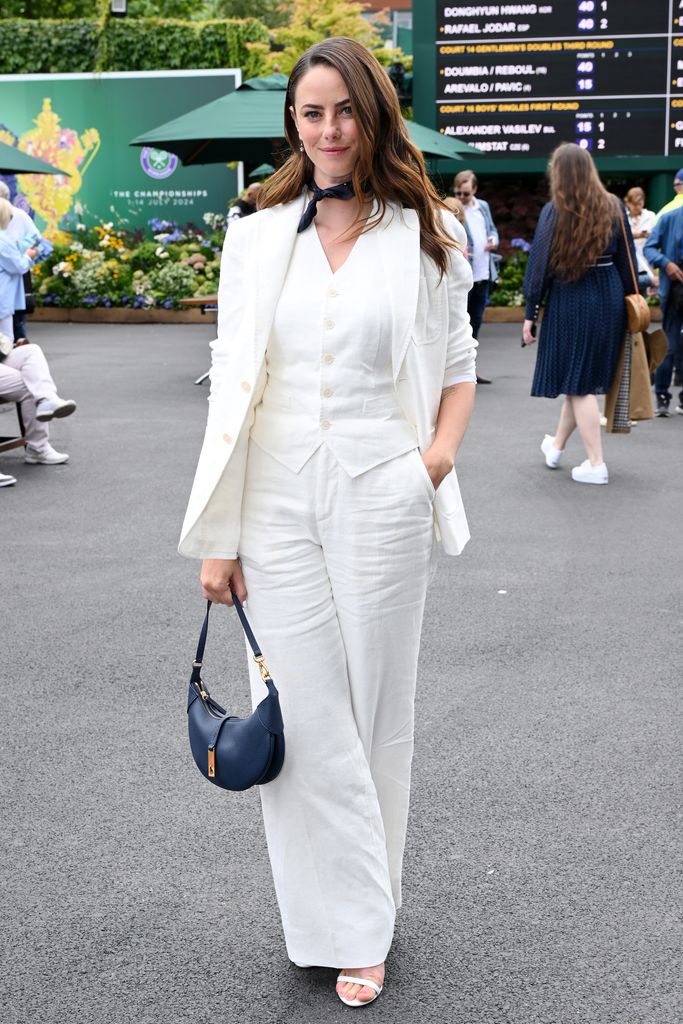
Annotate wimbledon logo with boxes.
[140,147,179,180]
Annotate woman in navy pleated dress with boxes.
[522,143,637,484]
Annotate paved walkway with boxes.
[2,323,680,1024]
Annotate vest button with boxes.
[322,353,334,365]
[241,380,251,392]
[320,419,331,430]
[323,388,333,398]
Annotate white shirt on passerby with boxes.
[627,207,656,278]
[5,205,36,245]
[463,198,489,282]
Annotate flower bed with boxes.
[33,218,662,315]
[34,215,226,310]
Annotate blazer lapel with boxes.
[377,204,421,380]
[251,192,307,370]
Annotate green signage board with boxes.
[0,70,240,239]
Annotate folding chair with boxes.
[0,401,26,453]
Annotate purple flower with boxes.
[148,217,176,233]
[510,237,531,253]
[161,298,174,309]
[43,295,53,305]
[102,298,112,308]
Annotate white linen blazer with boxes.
[179,192,476,560]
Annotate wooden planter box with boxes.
[484,306,662,323]
[30,305,662,325]
[31,306,215,325]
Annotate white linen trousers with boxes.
[0,342,58,450]
[238,439,435,968]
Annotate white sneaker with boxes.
[24,444,69,465]
[541,434,563,468]
[35,396,77,422]
[571,459,608,484]
[0,471,16,487]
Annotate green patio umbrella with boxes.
[248,163,276,179]
[130,74,481,166]
[0,139,69,176]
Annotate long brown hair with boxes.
[258,37,455,275]
[548,143,619,282]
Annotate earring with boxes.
[299,139,304,152]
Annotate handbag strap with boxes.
[191,595,271,687]
[619,207,639,294]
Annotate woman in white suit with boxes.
[179,37,477,1008]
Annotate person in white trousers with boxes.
[0,199,76,486]
[179,38,477,1009]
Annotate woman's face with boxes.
[627,193,644,214]
[290,65,361,188]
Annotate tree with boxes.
[249,0,387,75]
[210,0,292,28]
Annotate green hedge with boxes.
[0,19,102,74]
[1,1,108,16]
[0,17,269,75]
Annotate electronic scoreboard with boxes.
[421,2,683,162]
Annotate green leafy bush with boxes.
[0,19,102,74]
[489,251,529,307]
[0,16,269,75]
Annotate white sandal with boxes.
[336,973,384,1008]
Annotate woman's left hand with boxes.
[421,446,454,491]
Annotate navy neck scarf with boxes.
[297,180,355,233]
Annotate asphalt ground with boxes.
[2,322,681,1024]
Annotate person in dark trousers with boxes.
[643,205,683,416]
[453,169,499,383]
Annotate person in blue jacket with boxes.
[643,205,683,416]
[453,169,500,383]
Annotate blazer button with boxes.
[222,433,232,444]
[241,380,251,392]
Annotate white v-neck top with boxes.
[250,223,418,477]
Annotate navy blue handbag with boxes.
[187,597,285,791]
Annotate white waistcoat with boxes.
[250,225,417,477]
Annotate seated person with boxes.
[0,198,76,484]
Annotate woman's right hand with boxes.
[200,558,247,606]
